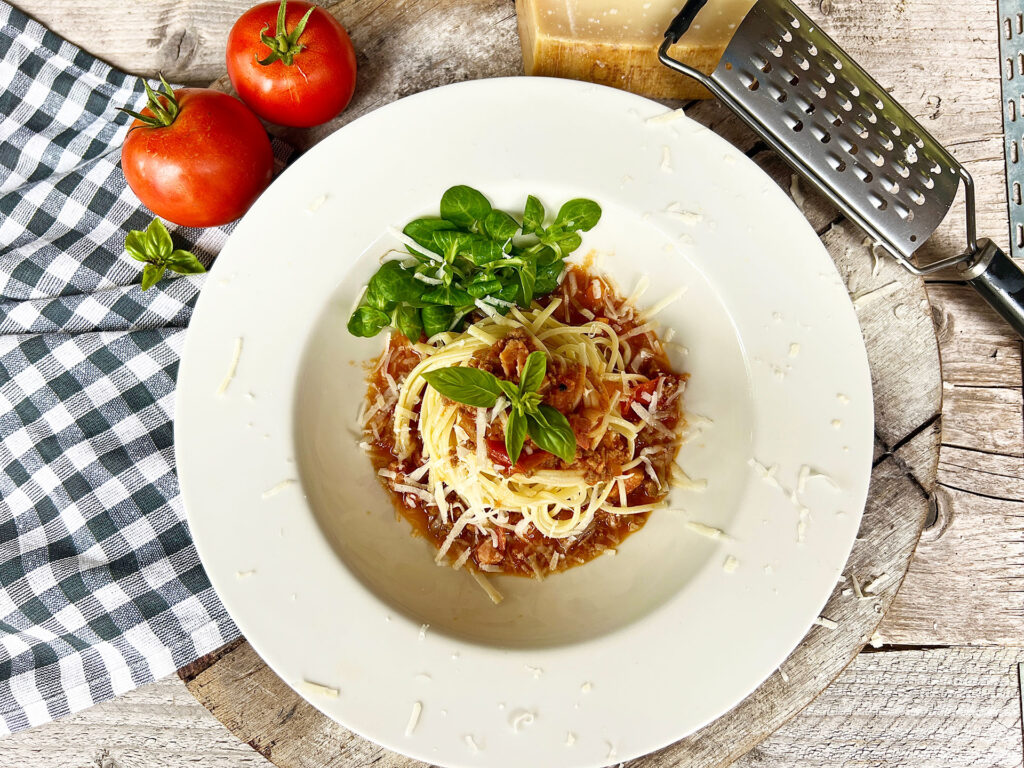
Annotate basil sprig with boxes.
[124,218,206,291]
[422,351,577,466]
[347,186,601,339]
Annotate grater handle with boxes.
[961,239,1024,338]
[664,0,709,44]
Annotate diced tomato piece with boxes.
[620,377,662,418]
[485,439,550,473]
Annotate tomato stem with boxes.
[257,0,316,67]
[119,75,180,128]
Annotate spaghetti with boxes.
[360,267,687,594]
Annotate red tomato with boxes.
[620,377,661,418]
[486,439,550,474]
[121,86,273,228]
[226,0,357,128]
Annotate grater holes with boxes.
[868,192,888,211]
[1019,53,1024,76]
[807,43,818,57]
[748,78,760,92]
[1010,98,1018,122]
[840,137,859,155]
[866,148,886,167]
[782,29,793,43]
[893,201,913,222]
[1014,181,1022,205]
[919,172,935,190]
[1018,12,1023,34]
[1013,141,1019,164]
[824,70,836,84]
[1008,57,1015,81]
[793,53,811,71]
[826,153,847,172]
[880,175,900,194]
[1018,223,1024,248]
[852,163,873,183]
[908,187,926,206]
[749,53,769,71]
[811,124,832,144]
[851,122,870,139]
[1006,17,1013,40]
[878,134,895,152]
[892,159,911,178]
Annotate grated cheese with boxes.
[405,701,422,736]
[510,710,536,733]
[685,521,728,540]
[660,145,673,172]
[566,732,577,747]
[300,679,339,698]
[418,624,429,641]
[646,107,685,124]
[863,573,890,595]
[216,337,243,396]
[464,735,481,753]
[813,616,838,630]
[723,555,739,573]
[261,478,296,499]
[664,202,703,226]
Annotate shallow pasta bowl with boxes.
[175,76,873,768]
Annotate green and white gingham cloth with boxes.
[0,2,292,732]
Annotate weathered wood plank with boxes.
[0,674,270,768]
[734,646,1024,768]
[941,383,1024,458]
[882,485,1024,646]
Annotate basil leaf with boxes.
[483,210,520,242]
[505,408,527,466]
[422,366,501,408]
[518,350,546,395]
[422,284,474,306]
[518,258,536,307]
[523,195,545,234]
[496,379,521,402]
[440,185,491,229]
[553,198,601,232]
[124,231,150,262]
[347,305,390,337]
[421,305,454,337]
[145,218,174,260]
[166,249,206,274]
[393,304,423,342]
[527,404,577,463]
[403,218,457,250]
[369,260,424,304]
[140,263,165,291]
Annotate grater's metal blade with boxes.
[661,0,1024,338]
[999,0,1024,259]
[664,0,969,268]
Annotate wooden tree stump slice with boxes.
[181,1,942,766]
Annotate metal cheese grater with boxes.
[659,0,1024,337]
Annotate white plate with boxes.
[175,77,873,768]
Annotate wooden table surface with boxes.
[3,0,1024,766]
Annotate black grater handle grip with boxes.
[664,0,709,44]
[962,239,1024,338]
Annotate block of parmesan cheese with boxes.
[516,0,757,100]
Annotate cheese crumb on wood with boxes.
[517,0,757,100]
[813,616,839,630]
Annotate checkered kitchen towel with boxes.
[0,3,291,732]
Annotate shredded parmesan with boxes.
[647,107,685,124]
[405,701,422,736]
[660,145,673,172]
[300,679,339,698]
[863,573,890,594]
[418,624,429,641]
[510,710,536,733]
[261,478,296,499]
[723,555,739,573]
[685,521,728,540]
[464,735,481,753]
[566,732,577,746]
[216,337,243,396]
[813,616,839,630]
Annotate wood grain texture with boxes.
[7,645,1023,768]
